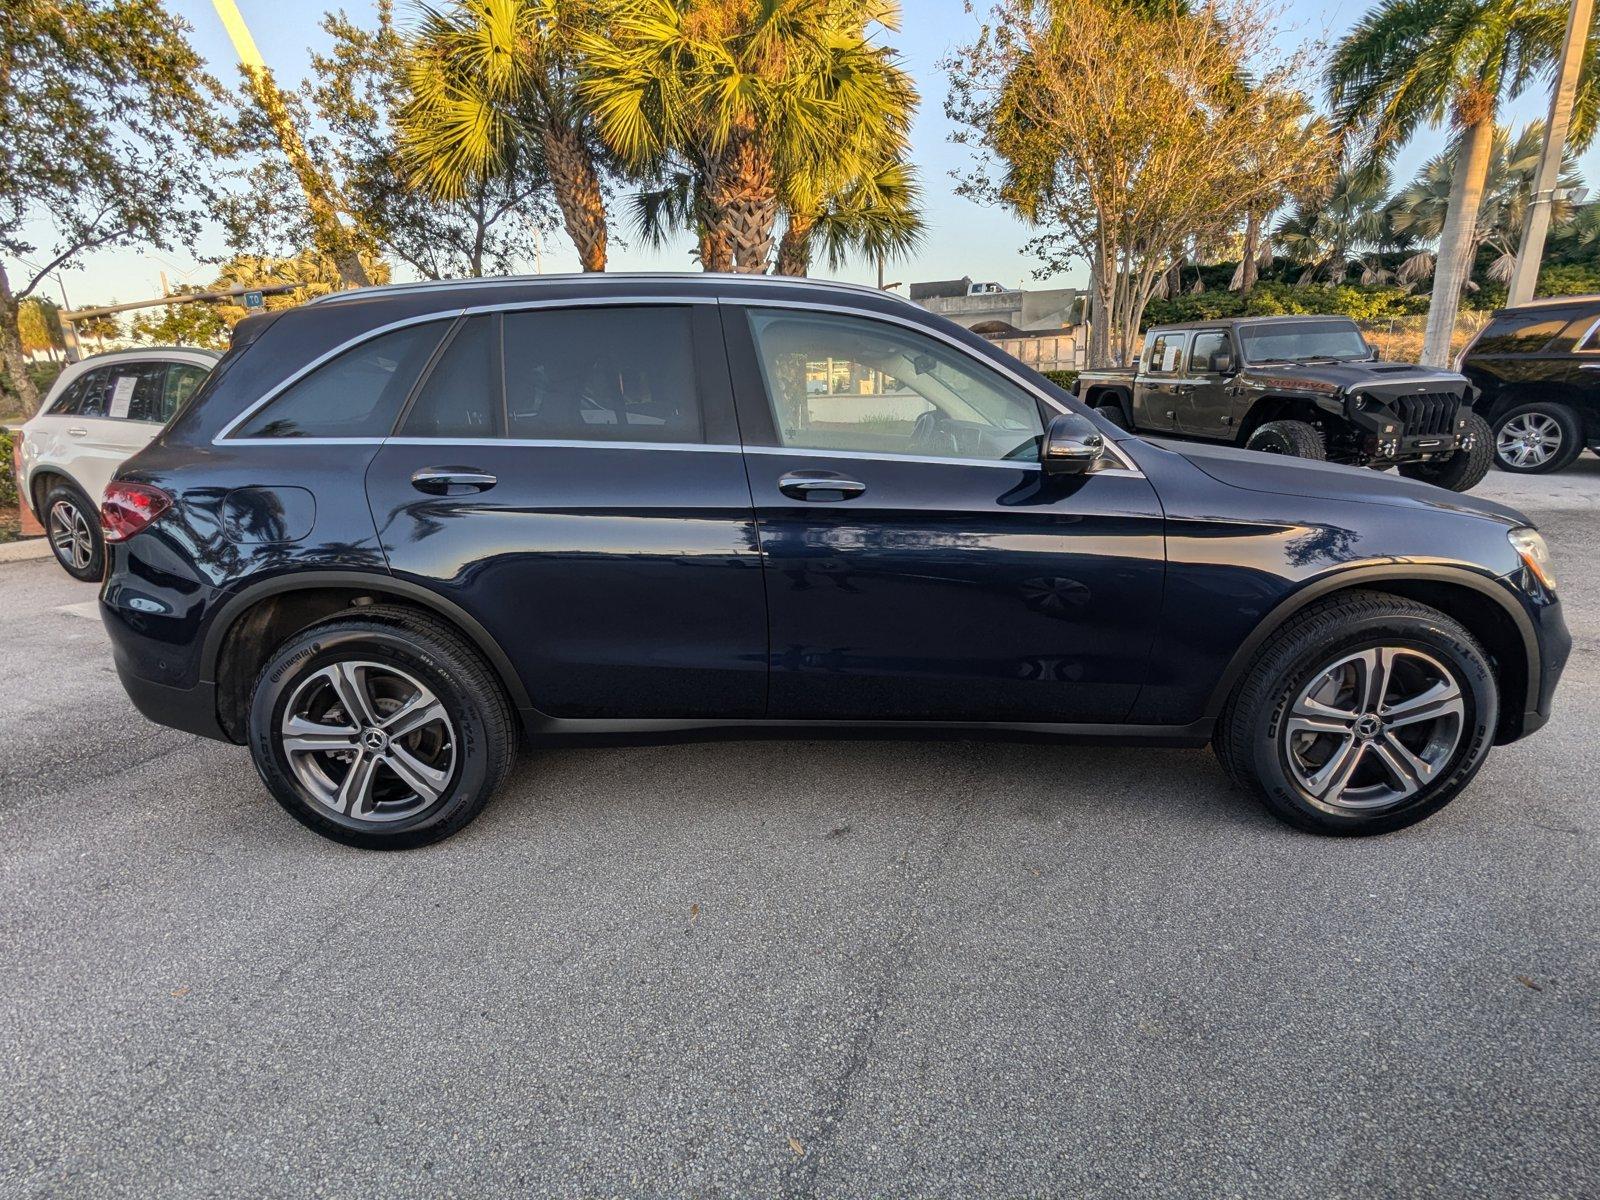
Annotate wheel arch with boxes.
[1081,384,1132,423]
[1205,565,1538,745]
[1238,394,1325,443]
[203,571,534,742]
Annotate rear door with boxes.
[1131,330,1188,433]
[51,365,131,502]
[365,302,767,720]
[726,302,1165,723]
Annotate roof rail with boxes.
[305,271,917,309]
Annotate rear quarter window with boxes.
[232,321,450,439]
[1471,313,1570,354]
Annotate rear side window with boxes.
[47,373,92,416]
[74,367,116,417]
[399,316,501,438]
[1472,313,1568,354]
[1146,333,1185,375]
[501,306,701,442]
[233,322,449,439]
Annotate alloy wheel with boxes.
[1496,413,1563,469]
[280,660,457,823]
[48,499,94,572]
[1281,646,1466,812]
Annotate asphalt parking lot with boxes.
[2,461,1597,1199]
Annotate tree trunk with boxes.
[1087,250,1115,368]
[541,123,608,272]
[775,213,813,276]
[708,137,778,274]
[0,262,40,418]
[1423,114,1495,366]
[1240,210,1262,296]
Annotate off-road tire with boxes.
[1246,420,1326,460]
[1094,402,1130,431]
[1398,412,1493,492]
[248,606,517,849]
[42,480,105,582]
[1492,401,1584,474]
[1213,591,1497,836]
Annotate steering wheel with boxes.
[909,410,958,455]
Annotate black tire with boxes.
[1397,411,1493,492]
[1246,419,1326,460]
[247,606,517,849]
[1094,402,1130,431]
[1213,591,1497,836]
[1492,401,1584,474]
[42,480,105,582]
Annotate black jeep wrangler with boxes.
[1074,315,1492,492]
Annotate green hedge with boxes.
[0,428,17,511]
[1041,369,1079,391]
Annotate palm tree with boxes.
[579,0,917,273]
[1328,0,1600,365]
[400,0,611,271]
[778,155,925,275]
[1274,164,1393,284]
[1389,120,1582,285]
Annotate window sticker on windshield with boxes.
[109,375,137,418]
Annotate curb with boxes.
[0,538,52,564]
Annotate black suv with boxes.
[1457,296,1600,473]
[100,275,1568,848]
[1076,316,1492,491]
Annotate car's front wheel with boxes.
[1245,419,1326,459]
[1398,411,1493,491]
[1214,591,1497,835]
[43,480,105,582]
[248,608,517,849]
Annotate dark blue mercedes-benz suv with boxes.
[97,274,1569,847]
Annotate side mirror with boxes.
[1212,351,1234,374]
[1040,411,1105,476]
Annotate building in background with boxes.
[908,277,1085,372]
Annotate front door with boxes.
[725,304,1166,723]
[366,303,768,719]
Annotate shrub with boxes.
[1041,369,1079,391]
[0,428,17,510]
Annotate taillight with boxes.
[101,482,173,542]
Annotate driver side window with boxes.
[745,310,1044,462]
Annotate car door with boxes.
[1130,331,1188,433]
[1177,330,1238,438]
[52,365,134,502]
[725,302,1166,723]
[365,302,768,720]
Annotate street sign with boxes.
[243,290,264,309]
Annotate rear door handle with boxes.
[410,467,497,495]
[66,427,88,437]
[1580,363,1600,370]
[778,472,867,501]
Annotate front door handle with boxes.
[410,467,497,495]
[778,472,867,502]
[1580,363,1600,371]
[66,427,88,437]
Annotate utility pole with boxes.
[209,0,371,288]
[1507,0,1595,306]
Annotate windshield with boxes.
[1238,320,1369,364]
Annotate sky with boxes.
[22,0,1600,310]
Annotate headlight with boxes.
[1508,527,1557,591]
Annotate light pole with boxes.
[1506,0,1595,307]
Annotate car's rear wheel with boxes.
[1093,402,1130,430]
[1214,591,1497,835]
[248,608,516,849]
[1398,411,1493,491]
[1245,419,1326,460]
[43,481,104,582]
[1493,402,1584,473]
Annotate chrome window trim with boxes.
[742,444,1142,478]
[383,437,742,453]
[215,296,713,445]
[732,297,1142,476]
[1571,313,1600,353]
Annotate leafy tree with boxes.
[0,0,222,413]
[127,291,230,349]
[1274,164,1394,285]
[948,0,1331,365]
[17,300,65,361]
[780,155,927,276]
[400,0,613,271]
[76,312,123,351]
[580,0,918,272]
[1388,120,1582,285]
[209,251,391,326]
[1327,0,1600,365]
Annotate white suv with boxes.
[18,349,217,579]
